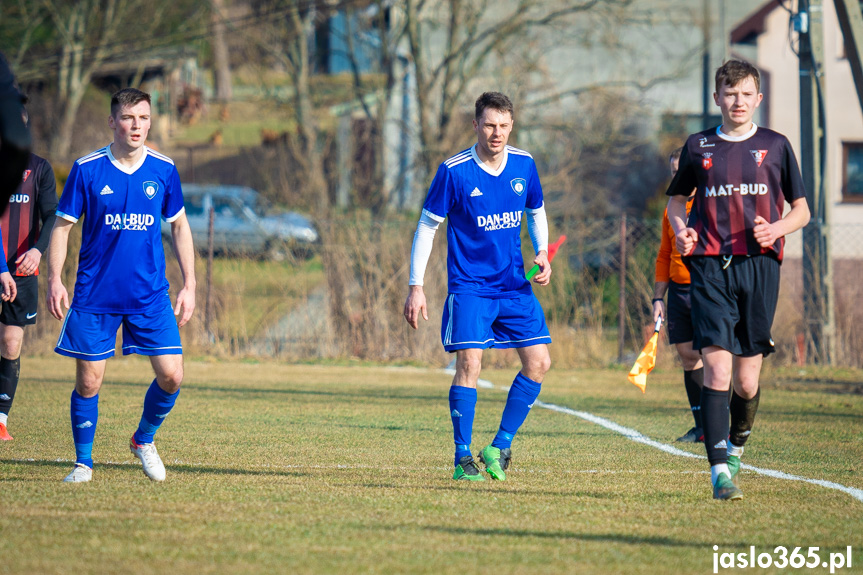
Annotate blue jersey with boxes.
[423,144,544,298]
[0,225,7,273]
[57,145,185,313]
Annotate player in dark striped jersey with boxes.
[0,105,57,441]
[0,228,18,438]
[0,52,31,212]
[666,60,810,500]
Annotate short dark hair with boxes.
[111,88,151,117]
[669,147,683,162]
[475,92,514,120]
[715,60,761,94]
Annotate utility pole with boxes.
[702,0,712,130]
[798,0,836,364]
[834,0,863,113]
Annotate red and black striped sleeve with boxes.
[34,157,57,254]
[780,138,806,204]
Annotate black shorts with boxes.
[666,281,694,345]
[0,275,39,327]
[687,255,780,357]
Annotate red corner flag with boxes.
[526,235,567,280]
[628,317,662,393]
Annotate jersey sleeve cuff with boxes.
[421,208,445,223]
[56,210,79,223]
[525,202,545,214]
[163,206,186,223]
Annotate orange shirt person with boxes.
[652,147,703,443]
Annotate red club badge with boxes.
[750,149,768,167]
[702,153,712,170]
[22,169,31,183]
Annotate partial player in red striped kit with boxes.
[0,104,58,441]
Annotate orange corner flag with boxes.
[628,317,662,393]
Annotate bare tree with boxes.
[210,0,233,103]
[2,0,204,160]
[247,0,329,211]
[43,0,132,159]
[404,0,641,176]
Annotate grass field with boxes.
[1,356,861,574]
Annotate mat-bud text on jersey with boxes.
[705,183,769,197]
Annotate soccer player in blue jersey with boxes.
[403,92,552,481]
[46,88,196,483]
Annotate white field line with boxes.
[538,393,863,503]
[445,368,863,503]
[7,457,710,475]
[536,399,863,504]
[9,370,863,502]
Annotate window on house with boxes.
[842,142,863,202]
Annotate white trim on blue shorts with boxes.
[494,335,552,345]
[55,311,71,348]
[444,294,455,346]
[54,345,116,360]
[122,344,183,356]
[446,338,495,347]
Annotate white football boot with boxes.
[130,436,166,481]
[63,463,93,483]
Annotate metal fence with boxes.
[23,217,863,369]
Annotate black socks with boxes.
[0,356,21,415]
[729,387,760,448]
[701,387,730,465]
[684,368,703,428]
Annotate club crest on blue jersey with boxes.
[510,178,526,196]
[143,181,159,199]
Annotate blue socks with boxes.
[133,379,180,445]
[449,386,476,466]
[448,374,542,464]
[491,373,542,449]
[70,390,98,468]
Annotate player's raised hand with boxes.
[403,285,428,330]
[0,271,16,302]
[753,215,778,248]
[47,279,69,320]
[675,228,698,256]
[174,285,196,327]
[532,250,551,286]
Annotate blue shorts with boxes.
[440,292,551,352]
[55,298,182,361]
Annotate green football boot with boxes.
[726,455,741,486]
[478,445,511,481]
[713,472,743,501]
[453,455,485,481]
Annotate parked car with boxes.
[164,184,318,260]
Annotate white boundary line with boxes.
[536,399,863,503]
[447,370,863,504]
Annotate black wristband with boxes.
[652,298,664,303]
